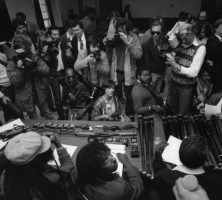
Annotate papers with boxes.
[0,119,24,133]
[48,144,77,166]
[107,143,126,177]
[205,98,222,119]
[162,135,182,166]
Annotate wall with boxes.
[5,0,37,23]
[122,0,202,18]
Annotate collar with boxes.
[215,34,222,42]
[173,164,205,175]
[79,33,86,42]
[66,32,73,40]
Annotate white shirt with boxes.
[215,33,222,42]
[66,32,74,41]
[180,38,206,78]
[173,164,205,175]
[77,33,86,51]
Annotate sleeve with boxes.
[180,45,206,78]
[33,55,50,77]
[91,97,103,120]
[122,162,144,200]
[127,34,143,60]
[57,147,74,173]
[131,86,153,115]
[74,49,88,71]
[7,61,26,87]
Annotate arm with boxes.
[74,49,89,71]
[57,147,74,173]
[33,55,50,77]
[180,45,206,77]
[127,34,143,60]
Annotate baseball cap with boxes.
[4,131,51,165]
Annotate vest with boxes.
[171,44,201,87]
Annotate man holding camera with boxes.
[7,34,55,119]
[109,18,143,117]
[167,23,206,115]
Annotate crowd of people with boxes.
[1,9,222,123]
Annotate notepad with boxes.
[107,143,126,177]
[48,144,78,166]
[162,135,182,166]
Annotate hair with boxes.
[76,141,118,191]
[116,18,134,32]
[150,20,163,29]
[102,80,115,89]
[179,135,208,169]
[4,149,68,200]
[137,66,150,76]
[12,34,32,52]
[16,12,26,20]
[12,18,27,32]
[179,23,194,33]
[48,25,60,35]
[201,22,214,38]
[71,20,84,29]
[178,11,189,22]
[86,35,101,49]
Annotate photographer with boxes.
[74,35,110,93]
[41,26,65,119]
[7,34,55,119]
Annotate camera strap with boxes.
[0,59,7,67]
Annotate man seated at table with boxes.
[152,135,222,200]
[131,66,163,116]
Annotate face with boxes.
[89,43,100,53]
[72,25,83,38]
[200,27,206,38]
[16,25,27,34]
[104,152,118,172]
[216,24,222,37]
[50,29,60,41]
[199,12,206,21]
[117,25,127,34]
[151,25,162,41]
[105,86,115,97]
[179,29,194,46]
[139,70,152,84]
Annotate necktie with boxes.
[79,38,84,50]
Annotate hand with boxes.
[69,93,76,101]
[66,48,72,57]
[16,59,24,69]
[151,105,163,113]
[99,115,112,120]
[173,178,209,200]
[206,60,213,67]
[116,153,130,164]
[118,32,128,44]
[166,55,177,67]
[42,45,48,54]
[87,54,96,64]
[43,132,62,148]
[1,95,11,104]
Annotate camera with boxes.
[104,33,122,48]
[42,40,59,55]
[92,51,101,62]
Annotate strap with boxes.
[0,60,7,67]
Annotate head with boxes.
[103,80,115,97]
[48,26,60,41]
[151,20,162,42]
[12,34,33,53]
[16,12,26,21]
[76,141,118,189]
[65,68,76,85]
[179,23,195,46]
[201,22,214,39]
[179,135,208,169]
[178,11,189,22]
[85,7,96,21]
[138,67,152,85]
[214,18,222,37]
[199,11,207,22]
[87,35,101,54]
[116,18,133,35]
[124,4,130,12]
[12,19,27,35]
[72,20,84,38]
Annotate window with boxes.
[38,0,51,28]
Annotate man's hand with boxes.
[166,54,177,67]
[42,45,49,54]
[119,32,128,44]
[116,153,130,164]
[87,54,96,64]
[69,93,76,101]
[173,178,209,200]
[16,60,24,69]
[66,48,72,57]
[151,105,163,113]
[43,132,62,148]
[1,95,11,104]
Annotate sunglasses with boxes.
[151,31,161,35]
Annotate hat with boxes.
[4,131,51,165]
[214,18,222,29]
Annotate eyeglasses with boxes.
[151,31,161,35]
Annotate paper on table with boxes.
[107,143,126,177]
[162,135,182,166]
[48,144,77,166]
[205,98,222,119]
[0,119,24,133]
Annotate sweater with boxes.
[171,44,200,87]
